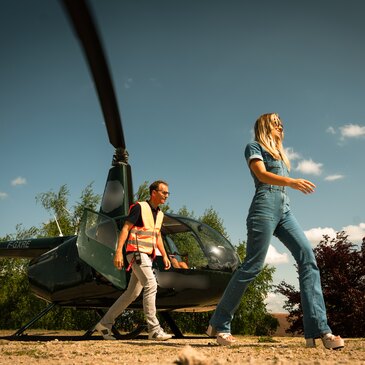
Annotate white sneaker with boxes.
[148,328,172,341]
[306,333,344,350]
[216,332,237,346]
[321,333,344,350]
[95,322,116,340]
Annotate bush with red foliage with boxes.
[276,231,365,337]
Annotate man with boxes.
[95,180,172,341]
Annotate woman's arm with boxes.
[250,159,316,194]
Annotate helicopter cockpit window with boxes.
[162,215,208,269]
[164,232,207,269]
[161,214,240,272]
[193,221,240,271]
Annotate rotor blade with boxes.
[62,0,126,149]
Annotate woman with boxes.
[207,113,344,349]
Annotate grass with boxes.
[257,336,279,343]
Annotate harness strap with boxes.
[126,257,135,272]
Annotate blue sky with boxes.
[1,0,364,312]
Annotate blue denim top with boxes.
[244,141,290,191]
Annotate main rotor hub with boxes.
[112,147,129,165]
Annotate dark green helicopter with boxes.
[0,0,240,339]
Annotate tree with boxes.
[231,242,278,335]
[276,231,365,337]
[36,182,101,236]
[0,225,46,329]
[0,184,102,330]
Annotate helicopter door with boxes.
[77,208,127,289]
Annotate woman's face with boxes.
[270,113,283,140]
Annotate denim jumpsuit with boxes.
[209,141,331,339]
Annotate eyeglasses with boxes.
[273,120,283,130]
[155,190,170,196]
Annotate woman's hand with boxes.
[288,178,316,194]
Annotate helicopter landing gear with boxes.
[160,312,184,338]
[12,303,56,337]
[9,306,185,340]
[85,309,148,340]
[86,310,184,340]
[84,323,147,340]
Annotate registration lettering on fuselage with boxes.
[7,240,31,249]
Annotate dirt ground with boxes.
[0,330,364,365]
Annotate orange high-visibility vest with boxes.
[126,201,164,254]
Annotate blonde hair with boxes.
[254,113,291,170]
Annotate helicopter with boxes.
[0,0,240,339]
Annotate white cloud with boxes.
[295,159,323,176]
[324,174,344,181]
[11,176,27,186]
[265,292,287,313]
[305,223,365,245]
[284,147,300,161]
[342,223,365,242]
[326,126,336,135]
[304,227,337,245]
[265,244,289,265]
[340,124,365,139]
[0,192,8,199]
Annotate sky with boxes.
[1,0,364,313]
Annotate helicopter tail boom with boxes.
[0,236,76,259]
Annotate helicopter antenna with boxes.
[54,215,64,237]
[61,206,79,235]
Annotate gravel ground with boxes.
[0,331,364,365]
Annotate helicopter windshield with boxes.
[162,214,240,272]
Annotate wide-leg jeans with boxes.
[209,187,331,339]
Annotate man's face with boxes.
[152,183,169,205]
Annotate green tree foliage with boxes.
[0,225,46,329]
[276,231,365,337]
[199,207,229,239]
[134,181,150,203]
[36,182,101,236]
[231,242,278,335]
[0,184,102,330]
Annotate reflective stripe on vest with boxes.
[126,201,164,254]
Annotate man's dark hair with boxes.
[149,180,168,195]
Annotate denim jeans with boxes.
[100,252,160,333]
[209,186,331,339]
